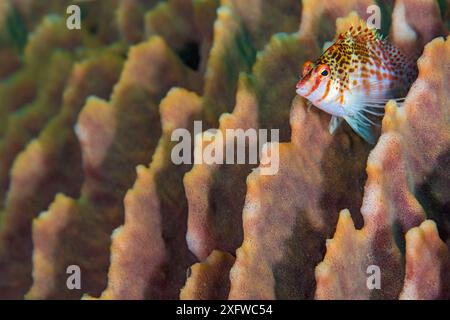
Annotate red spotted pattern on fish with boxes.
[296,24,418,144]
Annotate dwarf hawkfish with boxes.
[296,24,418,144]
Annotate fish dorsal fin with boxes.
[345,24,383,44]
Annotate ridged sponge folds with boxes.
[0,0,449,300]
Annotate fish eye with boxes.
[317,64,330,77]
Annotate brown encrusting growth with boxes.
[180,250,235,300]
[400,220,450,300]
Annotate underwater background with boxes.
[0,0,449,300]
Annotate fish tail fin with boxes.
[343,115,376,144]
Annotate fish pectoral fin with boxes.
[343,114,376,144]
[328,116,343,135]
[349,80,408,111]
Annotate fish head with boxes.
[296,60,344,116]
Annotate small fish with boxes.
[296,24,418,144]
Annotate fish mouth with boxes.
[296,78,306,89]
[295,79,307,96]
